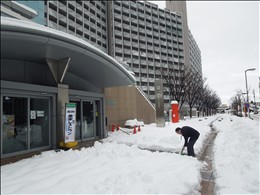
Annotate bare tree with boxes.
[161,66,221,117]
[230,90,244,116]
[185,72,206,118]
[196,85,221,116]
[161,67,191,111]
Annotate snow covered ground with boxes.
[1,114,259,194]
[213,114,259,194]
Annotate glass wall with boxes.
[1,96,50,155]
[15,0,46,25]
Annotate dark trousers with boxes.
[187,135,199,157]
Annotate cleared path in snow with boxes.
[198,119,219,195]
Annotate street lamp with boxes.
[245,68,256,117]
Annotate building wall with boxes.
[104,86,155,129]
[189,31,202,75]
[166,1,191,70]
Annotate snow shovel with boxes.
[175,146,185,155]
[180,145,185,155]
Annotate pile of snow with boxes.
[2,142,201,194]
[213,115,259,194]
[125,118,144,128]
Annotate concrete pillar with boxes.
[46,57,70,145]
[155,79,165,127]
[57,84,69,144]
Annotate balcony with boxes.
[58,2,66,10]
[114,21,122,27]
[141,77,148,82]
[141,68,147,73]
[132,59,140,64]
[58,13,66,23]
[115,39,123,45]
[58,25,67,33]
[140,44,146,49]
[161,63,168,68]
[68,7,75,15]
[148,78,155,83]
[142,86,148,91]
[123,24,130,30]
[123,7,129,13]
[49,9,57,17]
[49,21,57,29]
[114,29,122,35]
[133,67,140,72]
[140,52,147,57]
[155,62,161,67]
[139,20,145,26]
[149,86,155,91]
[132,18,138,24]
[90,31,96,37]
[123,40,130,46]
[123,31,130,37]
[49,1,57,7]
[124,49,131,55]
[76,13,83,21]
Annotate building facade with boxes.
[16,0,194,109]
[108,0,185,107]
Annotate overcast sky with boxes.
[150,1,259,105]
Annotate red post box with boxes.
[171,101,179,123]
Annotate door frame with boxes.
[1,89,55,158]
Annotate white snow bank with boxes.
[1,142,201,194]
[213,115,259,194]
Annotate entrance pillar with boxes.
[57,84,69,145]
[46,57,71,147]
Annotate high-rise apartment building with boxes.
[108,1,185,106]
[166,0,202,75]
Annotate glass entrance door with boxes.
[82,101,94,139]
[2,96,28,154]
[2,96,51,156]
[70,99,96,141]
[30,98,50,148]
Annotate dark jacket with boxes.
[181,126,200,146]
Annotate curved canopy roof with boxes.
[1,17,135,88]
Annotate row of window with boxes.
[48,4,106,31]
[114,0,182,22]
[114,8,182,26]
